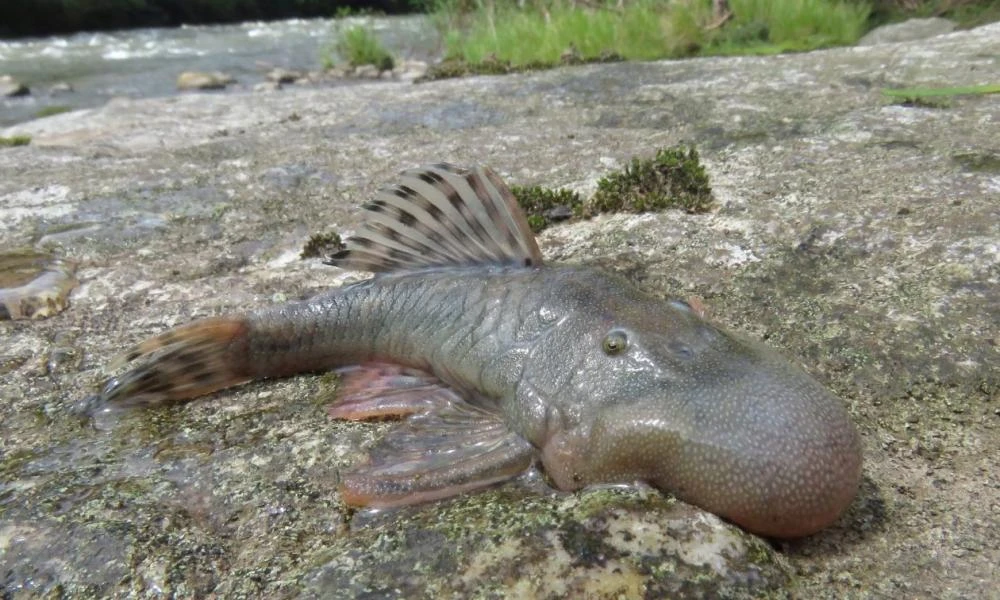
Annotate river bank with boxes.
[0,15,437,127]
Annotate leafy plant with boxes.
[332,24,395,71]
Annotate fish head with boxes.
[537,290,862,538]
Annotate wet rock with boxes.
[304,488,789,599]
[49,81,74,95]
[266,68,304,84]
[1,74,30,97]
[393,59,429,82]
[254,81,282,93]
[352,64,381,79]
[0,249,77,320]
[176,71,236,91]
[857,17,957,46]
[1,21,998,600]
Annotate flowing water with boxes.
[0,16,439,127]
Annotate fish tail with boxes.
[99,317,254,407]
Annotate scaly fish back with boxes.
[100,317,252,406]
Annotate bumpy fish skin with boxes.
[95,163,861,539]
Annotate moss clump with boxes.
[418,56,551,82]
[301,231,344,259]
[587,146,714,216]
[510,185,584,232]
[0,135,31,147]
[891,96,951,109]
[35,105,72,118]
[418,51,622,83]
[952,152,1000,174]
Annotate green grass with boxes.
[430,0,871,72]
[35,105,72,118]
[0,135,31,147]
[883,84,1000,108]
[324,24,395,71]
[867,0,1000,29]
[882,84,1000,99]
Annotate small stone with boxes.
[49,81,74,94]
[266,68,304,84]
[254,81,282,93]
[0,74,30,97]
[353,64,380,79]
[176,71,236,91]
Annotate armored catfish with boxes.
[94,163,862,538]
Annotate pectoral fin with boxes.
[331,364,535,507]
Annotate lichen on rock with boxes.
[0,21,998,600]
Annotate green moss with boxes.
[883,84,1000,100]
[952,152,1000,174]
[510,185,584,233]
[587,146,714,217]
[418,55,571,82]
[0,135,31,147]
[893,96,952,109]
[301,231,344,259]
[35,105,72,118]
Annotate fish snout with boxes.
[663,361,863,538]
[548,352,863,539]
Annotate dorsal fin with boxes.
[327,163,544,272]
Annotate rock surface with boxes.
[176,70,236,91]
[857,17,957,46]
[0,74,30,97]
[1,23,998,599]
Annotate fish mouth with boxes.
[655,372,864,538]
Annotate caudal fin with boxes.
[97,317,252,407]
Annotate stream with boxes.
[0,15,439,127]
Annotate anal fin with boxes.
[330,364,536,507]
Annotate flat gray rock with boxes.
[857,17,957,45]
[2,22,998,599]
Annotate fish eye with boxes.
[602,330,628,355]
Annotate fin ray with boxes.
[97,317,251,407]
[328,363,535,507]
[329,163,543,272]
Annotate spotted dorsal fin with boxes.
[327,163,544,272]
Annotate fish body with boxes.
[96,164,861,538]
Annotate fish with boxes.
[93,163,862,538]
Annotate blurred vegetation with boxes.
[421,0,999,79]
[323,24,395,69]
[2,0,996,39]
[0,135,32,147]
[432,0,872,67]
[866,0,1000,28]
